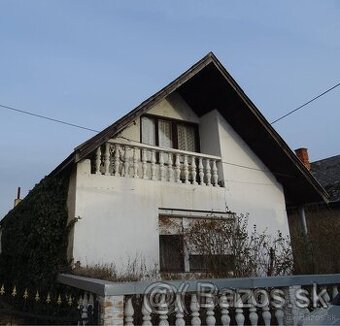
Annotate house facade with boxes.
[1,53,328,276]
[56,53,327,273]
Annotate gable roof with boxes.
[311,155,340,203]
[50,52,328,206]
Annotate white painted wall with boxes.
[117,92,199,143]
[67,96,290,271]
[212,109,289,235]
[69,159,227,270]
[148,92,199,123]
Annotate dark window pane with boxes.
[189,254,234,273]
[160,235,184,272]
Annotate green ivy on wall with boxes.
[0,174,72,291]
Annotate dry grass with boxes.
[71,256,159,282]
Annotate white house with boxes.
[49,52,327,273]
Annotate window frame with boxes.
[140,114,200,153]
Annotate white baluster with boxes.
[198,157,204,185]
[124,146,130,177]
[332,285,339,300]
[249,302,258,326]
[158,294,169,326]
[104,143,111,176]
[206,296,216,326]
[168,153,174,182]
[235,292,244,326]
[275,306,284,326]
[88,293,94,307]
[312,283,319,308]
[190,294,201,326]
[175,154,181,183]
[262,302,271,326]
[159,152,165,182]
[205,159,212,186]
[82,293,89,323]
[142,296,152,326]
[219,294,230,326]
[151,150,157,180]
[142,149,147,179]
[125,298,134,326]
[191,156,197,185]
[212,160,218,186]
[133,147,139,178]
[114,144,120,176]
[95,147,102,175]
[175,293,185,326]
[183,155,189,184]
[87,293,94,322]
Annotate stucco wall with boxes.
[70,160,227,270]
[117,92,199,142]
[214,109,289,235]
[68,96,290,270]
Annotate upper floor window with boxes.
[141,116,199,152]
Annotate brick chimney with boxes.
[295,148,310,170]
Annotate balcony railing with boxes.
[91,139,223,187]
[58,273,340,325]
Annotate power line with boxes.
[0,103,100,133]
[0,102,295,175]
[271,81,340,124]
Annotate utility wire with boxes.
[271,81,340,124]
[2,80,339,131]
[1,79,339,174]
[0,102,273,173]
[0,103,100,133]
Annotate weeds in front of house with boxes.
[74,213,293,283]
[72,254,159,282]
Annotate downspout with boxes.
[298,205,308,235]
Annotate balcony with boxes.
[91,139,224,187]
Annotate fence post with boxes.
[98,294,125,326]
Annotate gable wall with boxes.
[117,92,199,142]
[67,97,290,271]
[214,110,289,235]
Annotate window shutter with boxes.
[159,235,184,272]
[177,124,196,152]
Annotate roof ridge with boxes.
[311,154,340,165]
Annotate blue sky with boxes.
[0,1,339,217]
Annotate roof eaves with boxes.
[207,53,329,203]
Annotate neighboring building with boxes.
[294,148,340,207]
[0,52,328,275]
[311,154,340,206]
[289,149,340,274]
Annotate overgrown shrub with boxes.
[0,174,72,290]
[160,213,293,278]
[289,205,340,274]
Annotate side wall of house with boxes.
[216,110,289,235]
[68,94,289,270]
[199,110,289,234]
